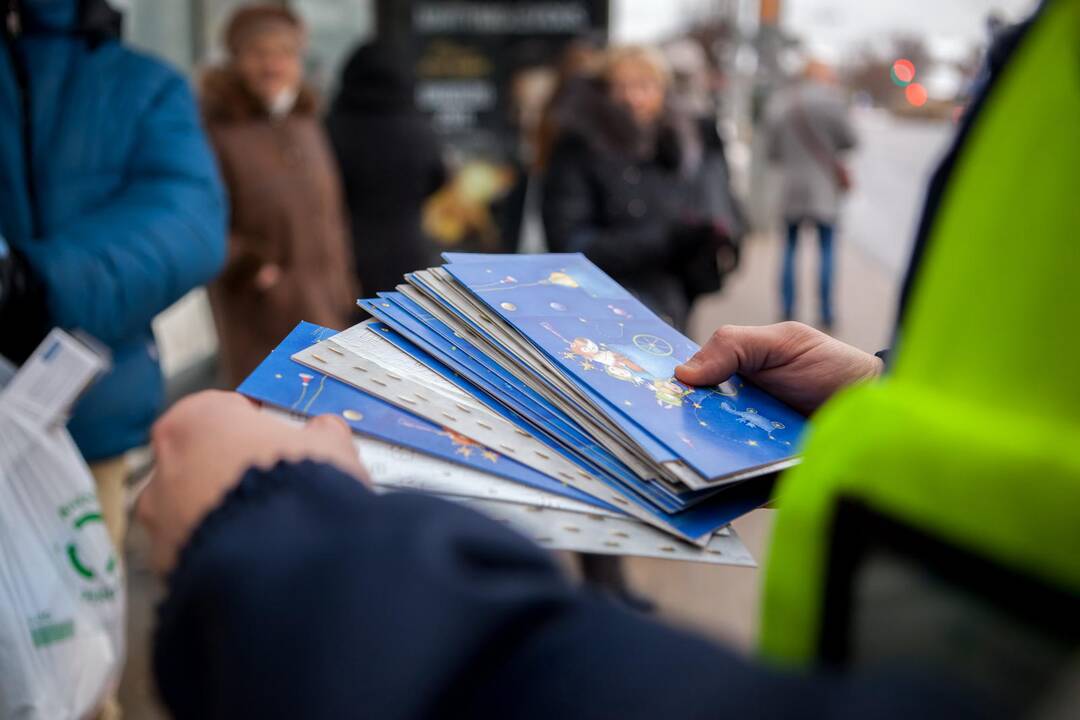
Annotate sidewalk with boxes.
[622,229,902,650]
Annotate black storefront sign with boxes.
[379,0,609,249]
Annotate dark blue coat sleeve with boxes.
[19,73,225,345]
[154,461,991,720]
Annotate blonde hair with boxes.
[603,45,671,89]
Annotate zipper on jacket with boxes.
[3,0,42,238]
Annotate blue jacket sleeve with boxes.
[153,461,991,720]
[20,73,226,346]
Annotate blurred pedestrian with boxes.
[534,36,605,173]
[766,60,856,331]
[542,46,737,330]
[0,0,226,715]
[664,40,747,291]
[326,42,445,296]
[201,4,356,386]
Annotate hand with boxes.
[254,263,282,291]
[675,322,883,415]
[137,390,368,574]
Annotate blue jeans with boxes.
[781,221,834,326]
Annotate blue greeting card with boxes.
[405,270,681,467]
[444,254,807,483]
[345,318,771,540]
[357,302,686,514]
[349,310,773,539]
[365,296,599,455]
[379,291,691,494]
[237,322,605,509]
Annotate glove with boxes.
[0,238,51,364]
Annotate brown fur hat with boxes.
[223,4,304,56]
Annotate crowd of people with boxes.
[0,3,756,714]
[3,0,1074,718]
[196,3,754,375]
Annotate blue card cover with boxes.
[374,292,729,509]
[406,271,680,466]
[237,321,605,509]
[366,297,602,457]
[355,310,771,538]
[444,254,807,482]
[357,302,685,513]
[380,292,691,488]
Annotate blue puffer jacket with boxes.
[0,0,226,460]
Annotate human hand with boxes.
[675,322,883,415]
[254,263,282,291]
[137,390,368,574]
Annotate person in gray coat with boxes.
[766,60,856,330]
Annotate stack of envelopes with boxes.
[239,253,806,559]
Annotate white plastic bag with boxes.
[0,334,124,719]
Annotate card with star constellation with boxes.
[441,253,807,486]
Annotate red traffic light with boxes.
[905,82,928,107]
[892,58,916,85]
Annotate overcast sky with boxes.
[612,0,1039,59]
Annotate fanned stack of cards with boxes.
[239,253,806,563]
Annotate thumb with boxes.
[306,413,352,441]
[675,325,777,387]
[304,414,371,485]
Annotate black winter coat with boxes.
[542,91,740,330]
[154,461,989,719]
[326,44,446,296]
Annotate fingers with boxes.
[305,414,371,486]
[675,325,753,386]
[153,390,249,439]
[306,413,351,439]
[675,323,814,387]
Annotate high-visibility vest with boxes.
[759,0,1080,701]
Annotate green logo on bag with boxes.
[66,512,116,579]
[29,619,75,648]
[60,503,119,603]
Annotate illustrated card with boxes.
[445,254,807,483]
[238,322,604,508]
[357,307,686,514]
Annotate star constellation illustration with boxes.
[714,401,790,444]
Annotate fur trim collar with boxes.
[200,66,318,124]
